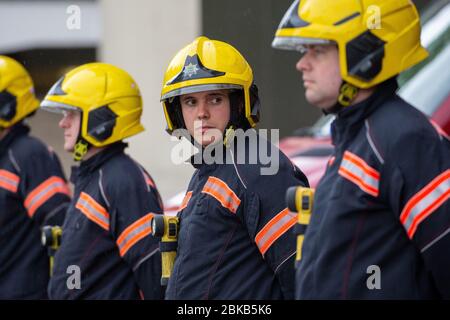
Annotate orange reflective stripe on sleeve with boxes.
[116,213,154,257]
[338,151,380,197]
[24,176,71,217]
[0,169,20,193]
[255,208,297,256]
[178,191,192,212]
[400,169,450,239]
[76,192,110,230]
[202,176,241,214]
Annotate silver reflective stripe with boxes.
[40,100,80,113]
[0,175,18,187]
[256,210,296,253]
[403,178,450,232]
[271,36,332,51]
[365,120,384,164]
[77,197,109,227]
[203,179,240,212]
[133,248,159,272]
[98,169,111,208]
[117,221,152,252]
[26,180,65,210]
[229,148,247,189]
[421,226,450,253]
[340,157,379,191]
[275,250,296,274]
[8,149,21,173]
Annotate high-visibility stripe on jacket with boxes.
[25,176,70,217]
[338,151,380,197]
[255,208,297,256]
[400,170,450,239]
[76,192,110,231]
[201,176,241,214]
[0,169,19,193]
[117,213,154,257]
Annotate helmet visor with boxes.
[161,83,242,101]
[272,36,332,52]
[40,99,80,114]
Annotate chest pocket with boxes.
[178,177,241,257]
[320,156,344,200]
[63,203,83,231]
[178,192,210,257]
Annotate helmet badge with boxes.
[183,63,199,78]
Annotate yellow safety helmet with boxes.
[160,36,260,134]
[272,0,429,89]
[41,62,144,160]
[0,56,39,128]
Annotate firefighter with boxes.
[40,62,164,299]
[272,0,450,299]
[0,56,71,299]
[160,36,309,299]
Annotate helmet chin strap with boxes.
[73,139,90,161]
[72,115,91,162]
[223,89,247,147]
[223,125,235,148]
[324,81,359,114]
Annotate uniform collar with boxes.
[70,142,127,183]
[190,142,227,171]
[331,78,398,146]
[0,123,30,155]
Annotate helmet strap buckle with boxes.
[338,82,359,107]
[224,126,235,148]
[73,139,90,161]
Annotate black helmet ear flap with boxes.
[226,84,261,130]
[249,83,261,124]
[0,91,17,122]
[87,105,117,141]
[166,97,186,134]
[228,90,244,129]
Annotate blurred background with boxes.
[0,0,434,201]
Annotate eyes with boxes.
[181,94,225,107]
[62,110,80,119]
[300,45,333,59]
[310,46,327,55]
